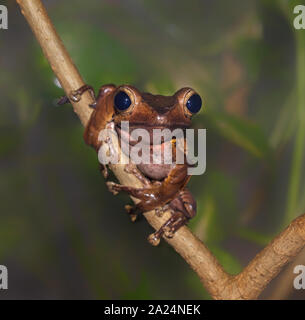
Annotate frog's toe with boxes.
[163,211,188,238]
[147,233,161,246]
[147,211,188,246]
[124,204,138,222]
[106,181,121,195]
[57,95,70,105]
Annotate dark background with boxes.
[0,0,304,299]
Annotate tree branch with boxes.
[17,0,305,300]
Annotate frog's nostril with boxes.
[142,93,176,114]
[153,104,174,114]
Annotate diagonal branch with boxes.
[17,0,305,300]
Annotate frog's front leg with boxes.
[106,181,158,200]
[106,163,189,210]
[57,84,97,108]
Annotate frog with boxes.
[59,83,202,245]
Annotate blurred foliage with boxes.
[0,0,305,300]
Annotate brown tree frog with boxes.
[60,84,202,245]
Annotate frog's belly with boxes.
[121,139,174,180]
[137,140,174,180]
[118,128,182,180]
[137,163,172,180]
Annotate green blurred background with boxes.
[0,0,305,299]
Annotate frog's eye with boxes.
[114,91,132,111]
[186,93,202,114]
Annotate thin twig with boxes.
[17,0,305,300]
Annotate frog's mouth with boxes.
[115,123,187,146]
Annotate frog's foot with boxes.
[147,232,161,246]
[162,211,188,238]
[106,181,128,195]
[175,189,197,219]
[106,181,121,195]
[147,189,197,246]
[57,95,70,106]
[124,204,141,222]
[57,84,96,108]
[124,164,151,187]
[105,181,157,204]
[125,201,169,222]
[147,211,188,246]
[106,181,146,198]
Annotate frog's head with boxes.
[110,85,202,144]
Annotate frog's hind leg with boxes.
[147,210,187,246]
[147,189,197,246]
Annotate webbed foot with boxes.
[125,204,140,222]
[148,211,188,246]
[147,189,197,246]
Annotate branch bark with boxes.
[17,0,305,300]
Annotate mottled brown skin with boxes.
[81,84,198,244]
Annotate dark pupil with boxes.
[186,94,202,114]
[114,91,131,111]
